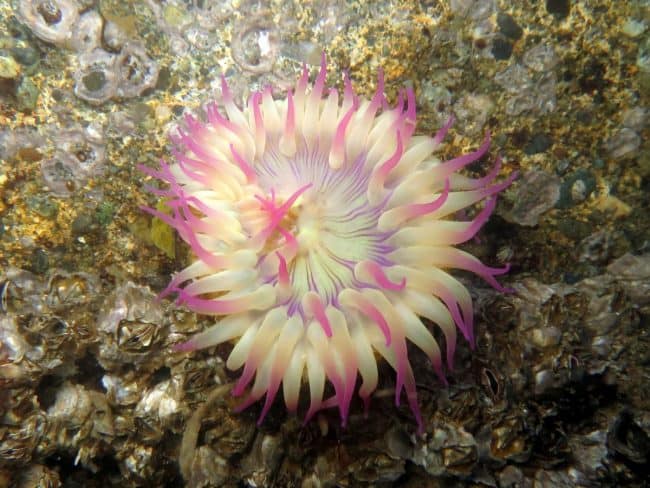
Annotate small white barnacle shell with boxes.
[16,0,81,47]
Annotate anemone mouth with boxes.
[253,141,395,310]
[141,54,515,433]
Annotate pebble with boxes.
[534,72,558,114]
[636,37,650,73]
[605,128,641,159]
[494,64,532,94]
[524,133,552,155]
[30,248,49,275]
[71,213,94,236]
[557,218,591,241]
[491,37,513,60]
[16,77,39,112]
[579,230,613,263]
[621,19,646,38]
[546,0,570,18]
[0,54,20,79]
[509,170,561,227]
[555,159,571,175]
[497,13,523,40]
[621,107,647,131]
[95,202,115,226]
[556,169,596,209]
[531,326,562,348]
[468,0,496,21]
[162,4,191,29]
[570,179,588,203]
[154,104,172,124]
[27,195,58,218]
[594,193,631,218]
[453,93,494,135]
[11,46,39,67]
[523,43,559,72]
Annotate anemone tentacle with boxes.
[143,54,514,433]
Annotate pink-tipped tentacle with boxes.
[480,170,519,199]
[279,89,296,156]
[430,247,511,292]
[435,286,472,347]
[303,292,333,337]
[432,115,455,145]
[229,143,257,183]
[183,113,204,134]
[342,70,355,110]
[206,101,246,142]
[296,63,309,93]
[220,74,233,103]
[276,251,290,288]
[428,131,491,182]
[404,366,424,435]
[355,68,385,131]
[251,91,266,156]
[177,129,227,169]
[372,68,385,112]
[455,196,497,243]
[355,260,406,291]
[460,155,502,190]
[329,310,358,426]
[254,183,312,244]
[381,178,451,229]
[292,63,309,124]
[340,290,392,346]
[172,339,200,353]
[176,284,274,316]
[329,97,360,168]
[310,52,328,104]
[400,87,417,142]
[247,317,303,425]
[368,130,404,202]
[392,89,405,115]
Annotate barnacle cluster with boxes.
[15,0,159,104]
[0,269,181,480]
[11,1,159,198]
[73,42,159,105]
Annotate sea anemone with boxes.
[141,55,516,433]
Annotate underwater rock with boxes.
[508,170,561,226]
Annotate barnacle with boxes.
[16,0,80,47]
